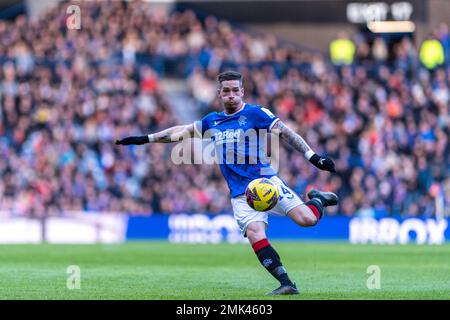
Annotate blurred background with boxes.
[0,0,448,244]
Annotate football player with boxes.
[116,71,338,295]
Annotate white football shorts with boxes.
[231,176,304,235]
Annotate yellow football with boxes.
[245,178,280,211]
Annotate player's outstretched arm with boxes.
[115,124,195,145]
[272,120,336,173]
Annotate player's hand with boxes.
[115,135,149,145]
[309,154,336,173]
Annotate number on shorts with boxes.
[279,185,294,200]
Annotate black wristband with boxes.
[309,154,320,165]
[136,135,149,144]
[142,135,150,144]
[115,135,150,145]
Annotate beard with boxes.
[224,100,240,107]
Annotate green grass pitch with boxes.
[0,242,449,299]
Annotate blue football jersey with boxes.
[194,103,280,198]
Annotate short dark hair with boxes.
[217,71,243,86]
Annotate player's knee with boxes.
[303,214,318,226]
[288,207,317,227]
[246,223,266,244]
[246,229,265,244]
[297,213,317,226]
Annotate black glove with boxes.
[115,135,149,145]
[309,154,336,173]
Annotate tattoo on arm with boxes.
[154,131,173,143]
[271,120,312,154]
[153,124,194,143]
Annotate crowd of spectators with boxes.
[0,2,448,218]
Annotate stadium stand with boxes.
[0,1,448,218]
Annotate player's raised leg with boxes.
[287,189,339,227]
[246,221,299,295]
